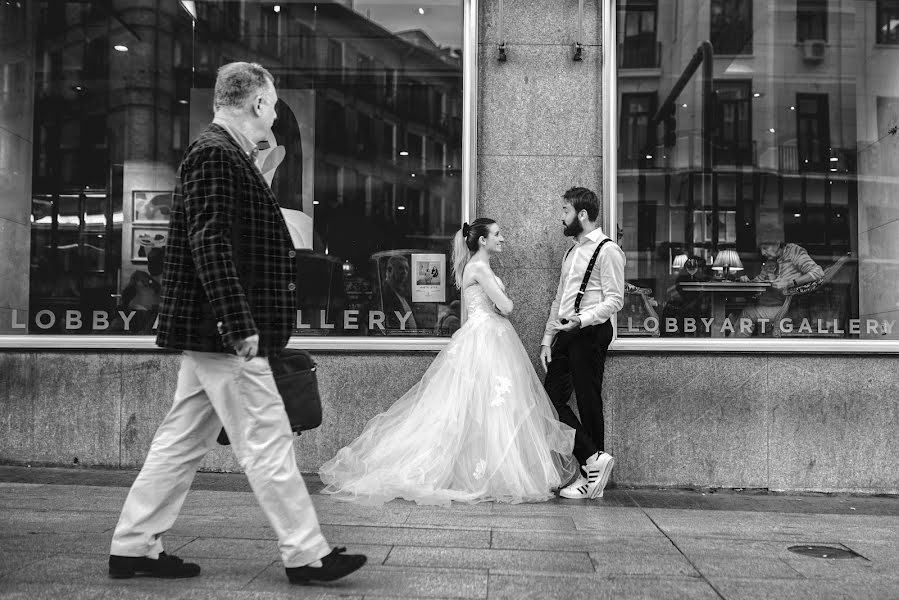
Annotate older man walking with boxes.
[108,62,365,585]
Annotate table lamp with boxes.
[671,253,689,270]
[712,250,743,279]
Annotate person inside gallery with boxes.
[381,254,418,330]
[733,239,824,337]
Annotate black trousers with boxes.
[543,320,613,464]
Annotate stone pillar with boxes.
[477,0,602,365]
[0,2,35,334]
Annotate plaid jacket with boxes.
[156,123,297,357]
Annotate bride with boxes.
[319,218,577,505]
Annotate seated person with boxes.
[662,257,709,337]
[734,240,824,337]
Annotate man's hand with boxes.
[738,275,750,282]
[233,334,260,361]
[556,316,581,332]
[771,278,791,291]
[539,345,553,372]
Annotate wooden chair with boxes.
[772,252,853,338]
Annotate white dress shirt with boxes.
[541,228,626,347]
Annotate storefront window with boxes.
[0,0,466,338]
[615,0,898,341]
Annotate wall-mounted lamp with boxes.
[573,0,584,61]
[497,0,507,62]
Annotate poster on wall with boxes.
[411,253,446,302]
[131,226,168,262]
[189,88,316,249]
[132,191,173,222]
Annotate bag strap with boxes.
[574,238,613,314]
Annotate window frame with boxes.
[796,0,828,42]
[876,0,899,45]
[603,0,899,353]
[0,0,478,352]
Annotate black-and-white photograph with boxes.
[2,1,898,599]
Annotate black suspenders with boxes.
[566,238,613,315]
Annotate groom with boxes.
[540,187,625,499]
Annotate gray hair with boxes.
[213,62,274,112]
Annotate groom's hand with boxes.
[540,345,552,372]
[556,316,581,332]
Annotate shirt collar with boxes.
[212,117,258,157]
[581,227,606,244]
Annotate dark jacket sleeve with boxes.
[181,145,258,345]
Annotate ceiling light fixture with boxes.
[114,44,128,52]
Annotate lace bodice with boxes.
[463,282,502,323]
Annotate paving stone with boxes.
[0,532,196,556]
[0,509,116,535]
[166,523,277,540]
[403,512,574,531]
[0,554,274,591]
[687,555,804,580]
[487,573,719,600]
[175,591,358,600]
[491,529,674,553]
[709,577,899,600]
[245,563,487,598]
[569,507,662,536]
[175,537,392,565]
[313,504,413,526]
[0,582,178,600]
[0,550,52,578]
[384,546,594,574]
[320,524,490,548]
[588,549,699,578]
[645,508,823,540]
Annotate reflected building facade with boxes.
[12,0,463,335]
[616,0,898,339]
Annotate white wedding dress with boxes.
[319,280,578,505]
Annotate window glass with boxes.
[1,0,465,337]
[616,0,898,341]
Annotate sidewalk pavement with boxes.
[1,466,898,600]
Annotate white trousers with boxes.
[110,351,331,568]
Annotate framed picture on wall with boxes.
[132,191,173,222]
[131,225,168,263]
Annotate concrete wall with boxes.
[478,0,604,371]
[2,350,897,494]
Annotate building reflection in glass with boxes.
[616,0,899,340]
[20,0,464,336]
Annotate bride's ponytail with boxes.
[451,218,497,289]
[452,223,472,289]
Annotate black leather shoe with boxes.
[108,552,201,579]
[285,547,367,584]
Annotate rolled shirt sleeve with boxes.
[541,264,567,347]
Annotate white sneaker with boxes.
[584,452,615,499]
[559,475,590,499]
